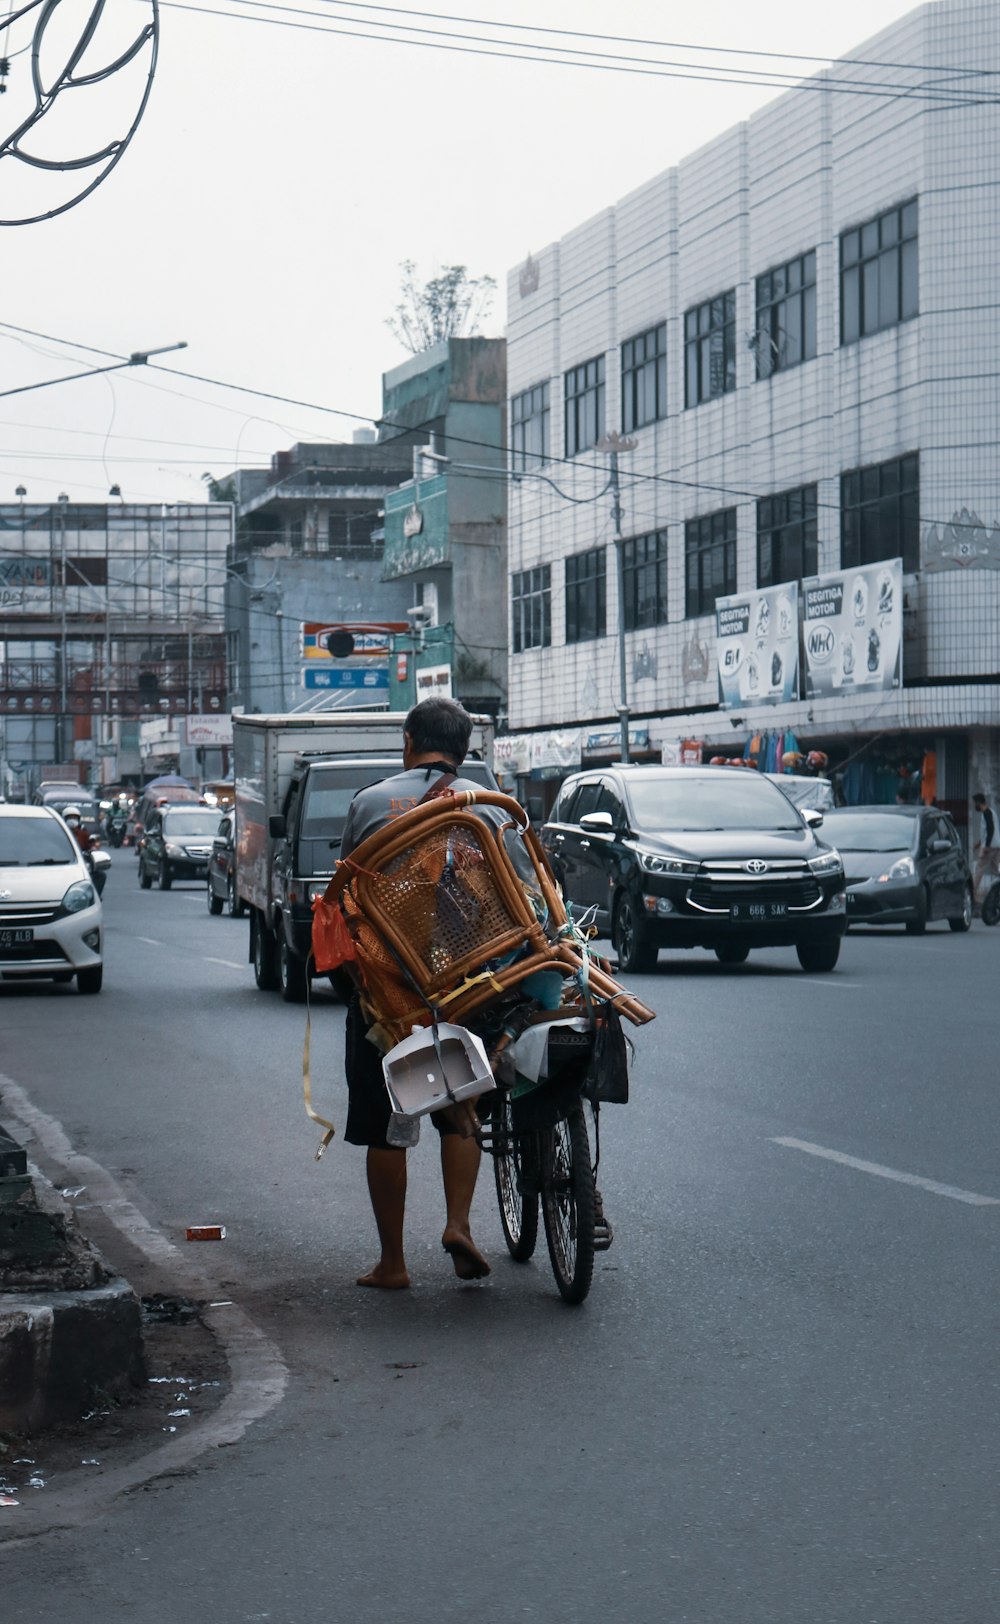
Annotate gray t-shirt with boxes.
[340,766,489,859]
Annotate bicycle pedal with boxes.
[593,1217,614,1251]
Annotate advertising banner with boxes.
[301,622,407,659]
[716,583,799,708]
[802,559,902,698]
[0,557,50,611]
[303,667,388,691]
[183,714,234,747]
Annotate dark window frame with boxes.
[511,564,552,654]
[755,252,817,379]
[564,355,606,457]
[565,547,606,645]
[685,508,738,618]
[684,291,736,407]
[841,452,919,573]
[511,381,551,472]
[757,485,818,587]
[840,198,919,344]
[621,324,667,432]
[621,529,668,630]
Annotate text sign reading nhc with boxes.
[802,559,902,698]
[716,583,799,708]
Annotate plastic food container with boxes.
[382,1022,494,1118]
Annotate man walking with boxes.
[972,791,999,912]
[340,697,493,1290]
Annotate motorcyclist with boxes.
[63,805,97,855]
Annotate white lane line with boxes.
[136,935,161,946]
[772,1136,1000,1206]
[798,979,861,989]
[205,956,242,970]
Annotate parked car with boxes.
[541,765,846,973]
[0,805,104,992]
[818,805,973,933]
[766,773,836,813]
[206,811,244,917]
[138,804,224,890]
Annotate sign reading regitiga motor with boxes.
[716,583,800,708]
[802,559,902,698]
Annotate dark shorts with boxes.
[344,997,494,1149]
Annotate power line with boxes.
[161,0,1000,107]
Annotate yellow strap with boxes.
[302,959,335,1160]
[436,966,507,1007]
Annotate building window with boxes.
[685,508,737,617]
[755,252,816,378]
[622,530,668,630]
[565,548,606,644]
[621,325,667,432]
[841,453,919,572]
[564,355,605,456]
[685,292,736,407]
[511,382,550,472]
[512,564,551,653]
[841,199,918,344]
[757,486,818,587]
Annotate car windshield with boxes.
[818,812,915,852]
[164,812,221,837]
[626,773,803,832]
[0,817,77,866]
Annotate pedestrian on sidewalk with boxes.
[972,791,999,912]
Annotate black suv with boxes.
[541,766,846,973]
[138,804,222,890]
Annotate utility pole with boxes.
[275,609,286,712]
[57,493,69,763]
[596,434,637,763]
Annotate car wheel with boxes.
[796,940,841,973]
[226,874,245,919]
[279,934,309,1003]
[715,941,750,966]
[904,887,928,935]
[613,893,658,974]
[139,859,152,890]
[948,886,973,933]
[207,879,223,916]
[157,859,172,892]
[252,909,280,990]
[77,965,103,994]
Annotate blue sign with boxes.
[303,667,388,690]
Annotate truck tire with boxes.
[252,909,280,990]
[279,934,309,1003]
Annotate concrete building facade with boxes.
[504,0,1000,829]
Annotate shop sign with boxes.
[531,730,581,778]
[716,583,799,708]
[303,667,388,690]
[301,622,407,659]
[494,734,534,778]
[583,727,650,754]
[183,714,234,747]
[415,663,452,700]
[802,559,902,698]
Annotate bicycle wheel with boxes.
[493,1091,539,1261]
[983,882,1000,927]
[541,1102,596,1305]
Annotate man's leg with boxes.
[440,1133,490,1280]
[357,1146,410,1289]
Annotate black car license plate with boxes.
[0,928,34,947]
[730,901,787,920]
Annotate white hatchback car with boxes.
[0,805,104,993]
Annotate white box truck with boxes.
[232,711,496,1000]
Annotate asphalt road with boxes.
[2,864,999,1623]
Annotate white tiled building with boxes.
[504,0,1000,829]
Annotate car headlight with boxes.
[62,880,96,912]
[165,842,184,857]
[639,851,698,876]
[808,849,842,876]
[877,855,915,883]
[308,881,332,902]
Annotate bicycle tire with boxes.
[983,883,1000,927]
[541,1102,596,1305]
[493,1091,539,1262]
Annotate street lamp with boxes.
[596,433,637,763]
[57,492,69,762]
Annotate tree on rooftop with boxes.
[387,261,496,354]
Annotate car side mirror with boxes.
[579,811,615,836]
[929,837,951,854]
[802,808,824,828]
[268,813,287,839]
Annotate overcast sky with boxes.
[0,0,929,505]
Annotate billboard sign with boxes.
[716,583,799,708]
[183,714,234,747]
[303,667,388,691]
[0,557,50,610]
[802,559,902,698]
[301,622,407,659]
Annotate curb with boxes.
[0,1277,145,1434]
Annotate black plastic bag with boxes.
[582,999,631,1105]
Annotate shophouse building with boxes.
[503,0,1000,833]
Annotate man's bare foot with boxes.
[441,1227,490,1280]
[356,1262,410,1289]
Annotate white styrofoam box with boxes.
[382,1024,494,1119]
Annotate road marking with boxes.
[798,979,861,989]
[205,956,242,970]
[771,1137,1000,1206]
[136,935,161,946]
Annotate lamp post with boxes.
[596,434,637,763]
[57,492,69,762]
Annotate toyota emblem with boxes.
[744,860,768,875]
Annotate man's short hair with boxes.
[974,792,987,805]
[404,697,473,764]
